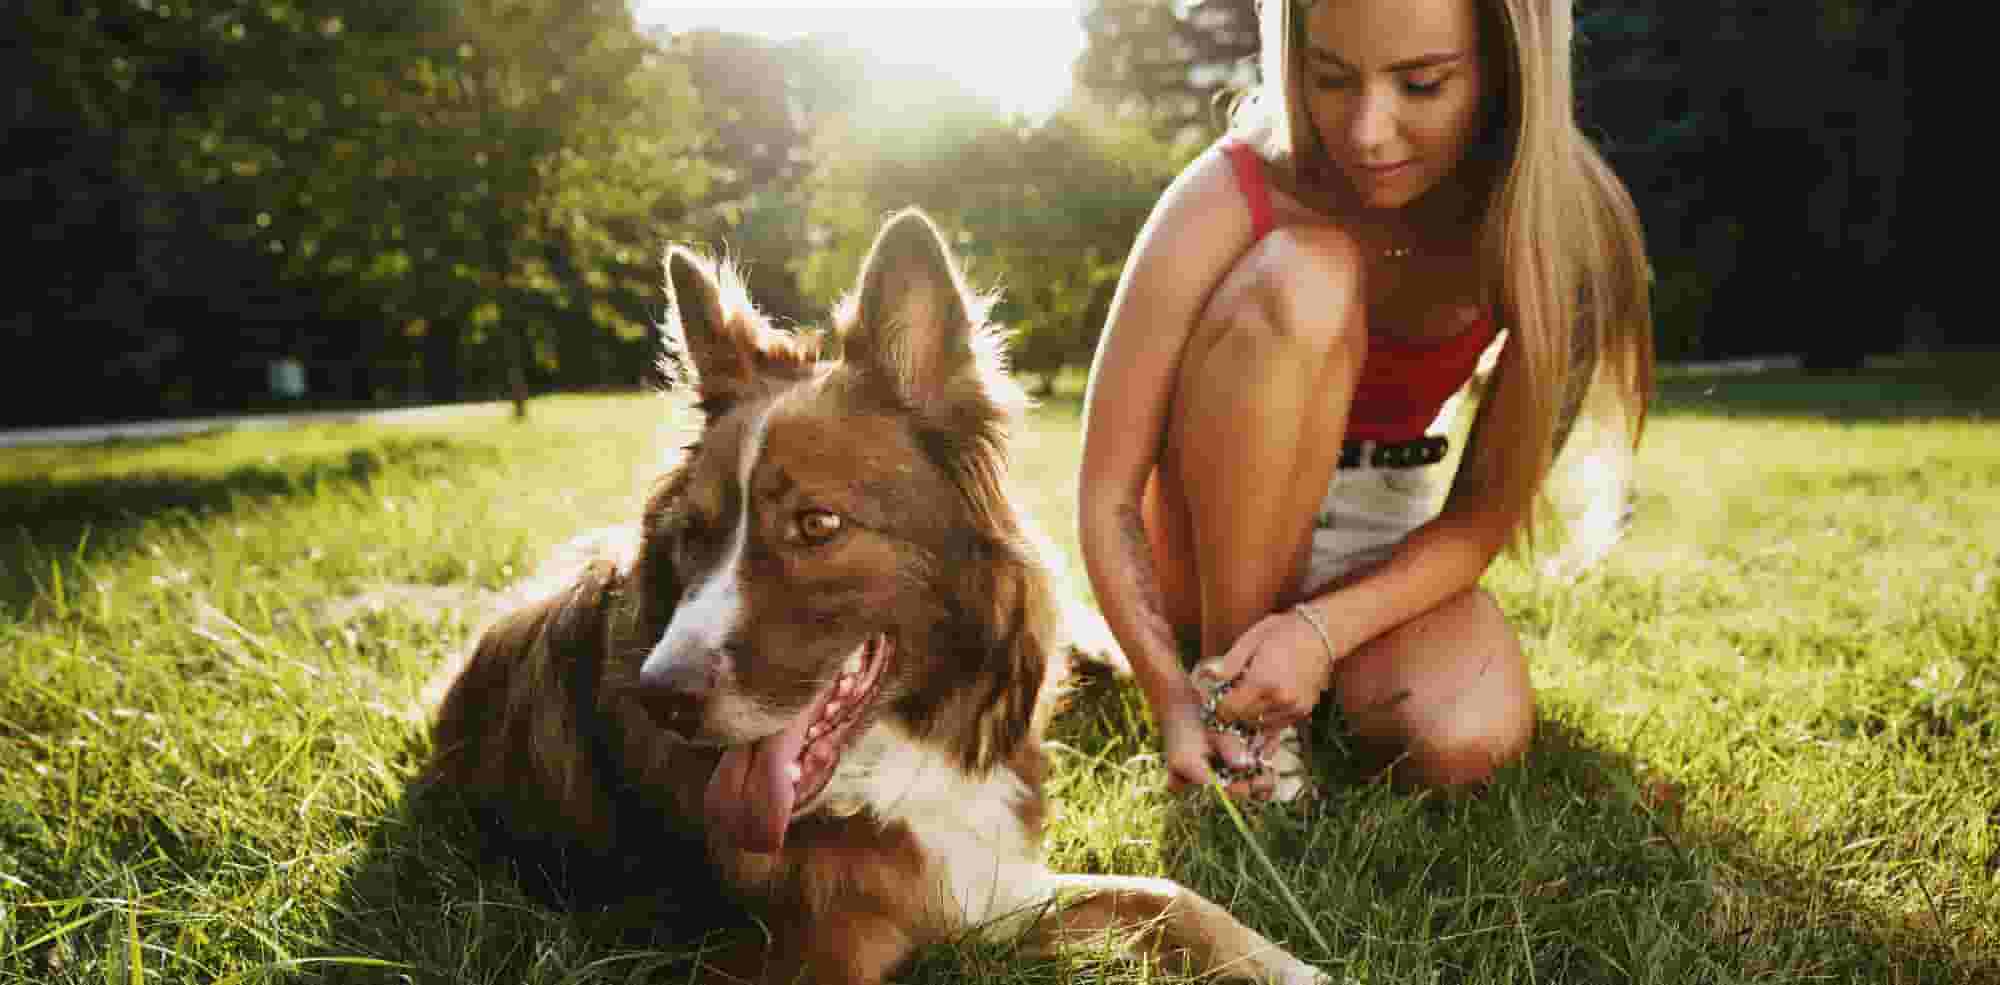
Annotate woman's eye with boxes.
[1403,75,1448,97]
[1312,72,1354,91]
[794,509,845,545]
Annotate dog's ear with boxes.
[662,247,816,420]
[843,209,983,414]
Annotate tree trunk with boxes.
[424,317,462,404]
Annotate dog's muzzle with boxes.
[635,647,717,740]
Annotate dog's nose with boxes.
[635,658,712,738]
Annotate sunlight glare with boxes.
[636,2,1087,119]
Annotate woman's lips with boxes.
[1355,160,1413,180]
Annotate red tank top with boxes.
[1220,140,1500,443]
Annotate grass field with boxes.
[2,368,1995,984]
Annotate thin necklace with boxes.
[1382,245,1414,259]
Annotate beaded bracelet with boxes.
[1292,602,1337,668]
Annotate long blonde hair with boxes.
[1233,0,1654,545]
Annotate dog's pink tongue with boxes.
[705,718,809,854]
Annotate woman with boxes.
[1076,0,1653,797]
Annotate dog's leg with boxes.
[1024,873,1327,985]
[682,940,804,985]
[688,910,917,985]
[799,909,920,985]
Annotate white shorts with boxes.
[1296,443,1451,597]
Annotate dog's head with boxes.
[626,209,1056,851]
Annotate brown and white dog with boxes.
[424,209,1324,985]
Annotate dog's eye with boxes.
[794,509,844,545]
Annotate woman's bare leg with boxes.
[1148,227,1371,658]
[1140,226,1534,790]
[1330,586,1534,788]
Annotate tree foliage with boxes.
[6,0,710,424]
[805,95,1186,393]
[1573,0,1921,365]
[5,1,1933,427]
[1075,0,1258,140]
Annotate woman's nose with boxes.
[1347,85,1396,156]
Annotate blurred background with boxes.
[3,1,1945,428]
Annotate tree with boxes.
[657,30,873,328]
[388,0,711,407]
[1575,1,1916,366]
[804,91,1186,390]
[4,1,549,423]
[4,0,714,426]
[1074,0,1259,140]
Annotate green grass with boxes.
[3,376,1996,984]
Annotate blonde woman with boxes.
[1077,0,1653,797]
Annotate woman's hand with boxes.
[1194,606,1343,774]
[1153,675,1280,801]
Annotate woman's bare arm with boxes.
[1302,339,1534,660]
[1201,338,1534,731]
[1076,145,1259,782]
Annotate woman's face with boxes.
[1300,0,1490,211]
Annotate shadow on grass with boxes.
[0,435,500,618]
[290,742,754,985]
[1045,679,1981,984]
[269,672,1982,984]
[1655,366,2000,422]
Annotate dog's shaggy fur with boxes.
[424,209,1323,984]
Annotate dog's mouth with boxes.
[703,633,893,854]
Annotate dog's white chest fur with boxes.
[823,723,1047,935]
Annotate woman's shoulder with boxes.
[1195,139,1353,237]
[1167,138,1250,205]
[1184,139,1356,238]
[1137,141,1265,251]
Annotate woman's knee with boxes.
[1408,689,1535,789]
[1194,225,1370,363]
[1334,588,1535,789]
